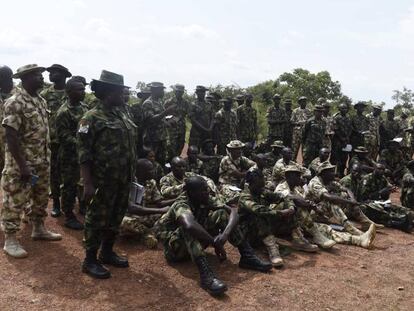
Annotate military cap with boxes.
[354,101,367,108]
[317,97,327,104]
[317,162,336,174]
[195,85,208,92]
[372,103,382,110]
[271,140,284,148]
[273,93,281,100]
[407,160,414,168]
[386,109,394,113]
[148,81,165,89]
[46,64,72,77]
[284,165,302,174]
[284,98,292,103]
[226,140,245,149]
[322,102,331,108]
[91,70,129,88]
[208,91,222,99]
[171,84,185,91]
[12,64,45,79]
[71,75,89,85]
[220,97,233,103]
[245,93,253,98]
[235,94,245,100]
[388,139,400,146]
[314,105,324,111]
[298,96,307,101]
[137,86,151,95]
[354,146,369,153]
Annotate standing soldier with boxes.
[236,93,257,145]
[321,100,334,150]
[142,82,175,166]
[214,97,238,155]
[401,160,414,209]
[130,86,151,156]
[234,94,245,109]
[78,70,137,279]
[189,86,214,148]
[379,109,400,151]
[165,84,189,159]
[291,96,312,161]
[2,64,62,258]
[283,98,293,148]
[55,78,89,230]
[350,101,369,149]
[331,103,352,177]
[365,104,382,160]
[302,105,326,167]
[41,64,72,217]
[0,65,14,176]
[208,91,222,114]
[266,93,287,143]
[395,108,411,160]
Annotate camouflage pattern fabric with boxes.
[165,97,190,158]
[379,119,400,150]
[189,100,213,148]
[291,107,312,159]
[302,117,326,167]
[365,112,381,160]
[218,155,256,186]
[214,109,238,155]
[284,108,293,147]
[272,158,310,185]
[379,148,406,179]
[401,171,414,209]
[186,158,205,175]
[331,113,352,176]
[201,155,222,183]
[350,114,369,149]
[267,106,287,142]
[236,104,257,144]
[323,115,334,150]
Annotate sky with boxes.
[1,0,414,106]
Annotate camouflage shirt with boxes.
[201,155,222,183]
[302,117,326,145]
[357,173,390,202]
[218,155,256,186]
[2,87,50,170]
[189,99,213,141]
[401,171,414,208]
[306,176,346,203]
[291,107,312,129]
[40,85,66,144]
[275,180,306,198]
[333,113,352,144]
[379,149,405,172]
[379,119,400,145]
[366,112,381,140]
[236,104,257,142]
[238,188,288,219]
[164,97,190,139]
[142,97,167,142]
[267,106,287,139]
[272,158,310,185]
[186,158,205,175]
[339,174,359,195]
[214,109,238,144]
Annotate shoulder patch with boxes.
[78,119,90,134]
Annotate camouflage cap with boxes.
[284,98,292,103]
[235,94,245,100]
[195,85,208,92]
[205,94,214,101]
[354,101,367,108]
[284,165,302,174]
[92,70,129,88]
[271,140,284,148]
[317,97,327,104]
[372,103,382,110]
[354,146,369,153]
[314,105,324,111]
[386,108,395,113]
[220,97,233,103]
[273,93,281,100]
[12,64,45,79]
[388,139,400,146]
[226,140,245,149]
[71,75,89,86]
[171,84,185,91]
[148,81,165,89]
[46,64,72,77]
[298,96,307,101]
[317,162,336,174]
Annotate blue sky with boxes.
[1,0,414,106]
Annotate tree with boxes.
[392,87,413,108]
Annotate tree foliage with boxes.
[392,87,413,109]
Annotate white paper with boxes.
[228,185,242,192]
[129,182,145,205]
[393,137,403,143]
[342,144,352,152]
[373,200,391,205]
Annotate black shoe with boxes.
[79,200,86,216]
[51,199,61,217]
[238,241,272,272]
[99,251,129,268]
[82,260,111,279]
[195,256,227,296]
[64,216,84,230]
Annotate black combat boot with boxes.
[64,212,84,230]
[51,198,62,217]
[98,240,129,268]
[82,249,111,279]
[194,256,227,296]
[238,241,273,272]
[79,200,86,216]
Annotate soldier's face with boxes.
[299,100,306,108]
[250,176,265,194]
[387,112,394,120]
[229,148,242,159]
[373,109,381,116]
[323,169,335,182]
[287,173,301,186]
[25,71,44,90]
[273,98,280,106]
[175,90,184,99]
[107,87,125,106]
[49,70,65,83]
[203,142,214,155]
[123,88,130,103]
[314,110,322,119]
[172,161,186,178]
[224,101,232,110]
[320,150,330,161]
[246,96,253,104]
[283,150,293,161]
[0,70,13,94]
[68,83,86,102]
[339,106,348,115]
[152,87,164,99]
[147,151,156,162]
[187,150,198,162]
[196,90,206,101]
[190,181,210,205]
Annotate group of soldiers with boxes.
[1,63,414,297]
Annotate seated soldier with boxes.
[306,162,377,235]
[401,160,414,209]
[120,159,174,248]
[186,145,205,175]
[264,140,284,167]
[249,153,275,191]
[155,176,272,296]
[272,147,310,186]
[275,166,337,250]
[340,163,362,195]
[218,140,256,202]
[357,163,413,232]
[348,146,376,176]
[238,169,318,268]
[199,139,222,183]
[309,147,331,177]
[379,140,407,184]
[142,147,165,185]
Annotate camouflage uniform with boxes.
[272,158,310,185]
[236,104,257,144]
[401,170,414,209]
[291,107,312,159]
[351,114,369,149]
[120,179,163,237]
[339,174,359,194]
[379,119,400,150]
[348,155,376,176]
[186,158,205,175]
[264,150,282,168]
[129,102,144,155]
[302,117,326,167]
[379,148,406,182]
[214,109,238,155]
[40,86,66,202]
[189,99,213,148]
[77,102,137,251]
[284,108,293,147]
[395,116,411,160]
[266,106,287,142]
[55,101,89,215]
[1,87,50,233]
[365,112,381,160]
[164,97,190,158]
[322,114,334,150]
[331,113,352,176]
[0,95,5,175]
[200,155,222,184]
[142,97,168,165]
[155,194,244,262]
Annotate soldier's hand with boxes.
[213,242,227,262]
[19,165,32,184]
[83,183,96,203]
[279,207,295,218]
[214,233,229,248]
[165,104,177,114]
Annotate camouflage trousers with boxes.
[1,164,49,233]
[146,140,167,166]
[156,209,244,262]
[120,214,160,237]
[0,139,4,178]
[360,202,413,230]
[292,127,303,161]
[365,134,379,161]
[331,140,349,177]
[59,156,80,215]
[83,179,129,251]
[189,130,211,150]
[219,184,242,204]
[315,223,355,245]
[303,142,322,167]
[217,140,230,156]
[167,132,186,159]
[314,202,349,226]
[50,143,61,200]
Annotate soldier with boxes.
[379,140,406,184]
[395,108,412,160]
[120,159,174,248]
[365,104,382,160]
[130,86,151,156]
[348,146,376,176]
[207,91,222,114]
[142,82,176,166]
[2,64,62,258]
[272,147,310,186]
[239,169,317,267]
[401,160,414,209]
[350,101,369,149]
[291,96,312,160]
[199,139,222,183]
[214,97,238,155]
[321,100,334,150]
[78,70,137,279]
[55,78,89,230]
[141,147,165,185]
[266,93,287,143]
[283,98,293,147]
[165,84,190,159]
[189,85,214,148]
[0,65,14,176]
[186,145,205,175]
[236,93,257,145]
[309,147,331,177]
[264,140,284,167]
[379,109,400,151]
[331,103,352,177]
[155,176,272,296]
[40,64,72,217]
[302,105,326,167]
[234,94,245,109]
